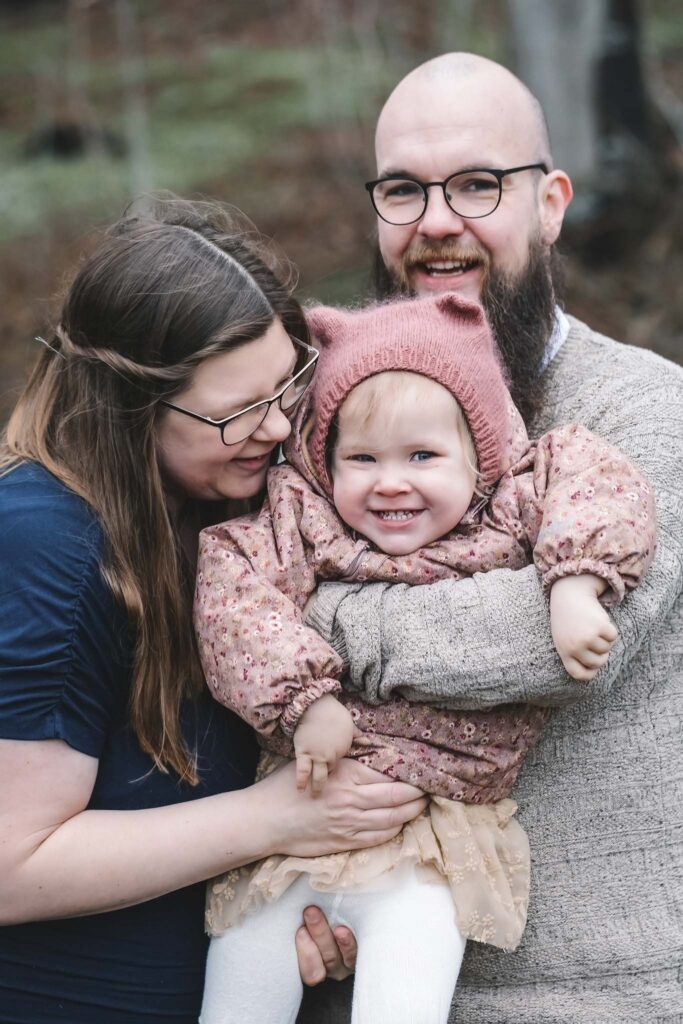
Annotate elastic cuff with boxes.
[279,677,342,736]
[542,559,625,606]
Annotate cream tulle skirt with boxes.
[206,761,530,952]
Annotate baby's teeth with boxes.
[378,510,415,520]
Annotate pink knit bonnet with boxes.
[306,293,512,493]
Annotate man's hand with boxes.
[293,695,356,795]
[296,905,357,985]
[550,573,618,681]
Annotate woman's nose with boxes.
[253,402,291,444]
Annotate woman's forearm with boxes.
[3,784,280,924]
[1,739,426,926]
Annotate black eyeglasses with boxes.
[159,337,319,446]
[365,164,548,226]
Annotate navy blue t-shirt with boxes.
[0,463,258,1023]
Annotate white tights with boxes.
[200,862,465,1024]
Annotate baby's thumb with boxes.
[296,753,313,791]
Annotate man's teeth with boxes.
[424,260,476,274]
[376,510,419,521]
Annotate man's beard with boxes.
[371,238,561,426]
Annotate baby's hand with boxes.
[550,574,618,681]
[293,695,356,795]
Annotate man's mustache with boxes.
[402,242,491,269]
[396,242,491,295]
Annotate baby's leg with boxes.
[344,863,465,1024]
[200,875,317,1024]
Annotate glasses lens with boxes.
[372,179,426,225]
[220,404,268,446]
[280,359,316,414]
[445,170,500,218]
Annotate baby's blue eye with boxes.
[411,450,435,462]
[349,453,375,463]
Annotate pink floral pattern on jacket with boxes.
[194,422,656,804]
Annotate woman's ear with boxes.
[538,169,573,245]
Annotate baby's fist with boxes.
[293,695,356,795]
[550,574,618,681]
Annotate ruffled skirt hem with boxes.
[206,793,530,951]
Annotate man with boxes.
[297,53,683,1023]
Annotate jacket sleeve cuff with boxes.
[542,559,625,606]
[279,677,342,736]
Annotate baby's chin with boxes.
[364,525,444,557]
[376,538,433,556]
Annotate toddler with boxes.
[195,294,656,1024]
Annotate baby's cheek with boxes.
[334,485,364,534]
[332,472,353,516]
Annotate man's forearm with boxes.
[309,566,568,708]
[308,556,677,710]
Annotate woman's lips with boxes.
[232,453,271,472]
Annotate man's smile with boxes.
[418,258,481,276]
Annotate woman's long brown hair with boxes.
[0,197,308,783]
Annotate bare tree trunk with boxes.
[508,0,607,207]
[508,0,671,221]
[115,0,152,200]
[65,0,93,124]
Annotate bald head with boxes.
[369,53,572,425]
[376,53,551,173]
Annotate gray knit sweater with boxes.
[298,318,683,1024]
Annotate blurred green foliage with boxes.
[0,0,513,244]
[0,0,679,363]
[0,37,407,242]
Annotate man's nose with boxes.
[416,185,466,239]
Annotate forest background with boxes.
[0,0,681,424]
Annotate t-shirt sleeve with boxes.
[0,472,132,758]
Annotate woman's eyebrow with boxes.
[210,354,300,417]
[276,354,299,386]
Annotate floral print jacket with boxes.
[194,418,656,804]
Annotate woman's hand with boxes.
[259,757,427,859]
[296,906,358,985]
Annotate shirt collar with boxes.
[542,306,570,370]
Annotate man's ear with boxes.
[538,169,573,244]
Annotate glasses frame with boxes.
[365,163,549,226]
[159,336,319,447]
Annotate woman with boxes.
[0,198,423,1023]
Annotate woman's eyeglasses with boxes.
[159,337,318,446]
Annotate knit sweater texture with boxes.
[297,317,683,1024]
